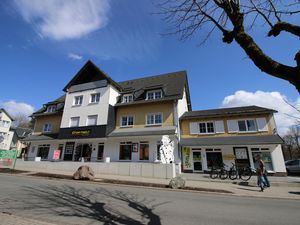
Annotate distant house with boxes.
[0,108,14,150]
[10,127,32,157]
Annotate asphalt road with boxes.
[0,174,299,225]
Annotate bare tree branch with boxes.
[157,0,300,92]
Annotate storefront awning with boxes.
[180,135,284,146]
[108,126,176,137]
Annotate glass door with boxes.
[192,151,202,172]
[233,147,250,168]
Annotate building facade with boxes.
[26,61,191,164]
[180,106,286,175]
[24,61,286,175]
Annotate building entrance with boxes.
[74,143,92,162]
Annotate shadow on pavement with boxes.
[13,184,168,225]
[288,191,300,195]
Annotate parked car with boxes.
[285,159,300,175]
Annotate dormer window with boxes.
[146,90,162,100]
[122,94,133,103]
[46,105,56,113]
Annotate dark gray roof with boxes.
[63,60,122,92]
[116,71,192,110]
[108,126,176,137]
[180,106,276,120]
[32,95,65,116]
[11,127,32,138]
[23,133,59,141]
[180,135,284,146]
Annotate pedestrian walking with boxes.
[256,166,265,192]
[255,155,269,191]
[256,155,270,188]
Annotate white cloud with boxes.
[0,100,34,118]
[68,53,83,60]
[13,0,110,40]
[221,90,300,135]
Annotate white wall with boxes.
[14,161,176,179]
[108,85,120,105]
[61,86,110,128]
[177,88,189,119]
[271,144,286,173]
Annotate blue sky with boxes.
[0,0,299,134]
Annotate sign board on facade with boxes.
[0,149,17,169]
[223,154,236,160]
[132,143,138,152]
[53,150,61,160]
[71,130,91,136]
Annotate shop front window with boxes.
[37,144,50,160]
[98,143,104,160]
[139,142,149,160]
[119,142,132,160]
[252,149,273,171]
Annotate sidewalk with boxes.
[92,173,300,200]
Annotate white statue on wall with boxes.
[159,135,174,164]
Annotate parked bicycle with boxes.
[228,163,253,181]
[210,163,228,180]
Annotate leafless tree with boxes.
[283,125,300,159]
[158,0,300,92]
[12,114,31,128]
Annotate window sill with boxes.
[72,105,82,108]
[88,102,99,105]
[120,125,134,128]
[238,131,258,133]
[145,124,162,127]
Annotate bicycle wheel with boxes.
[240,167,252,181]
[210,169,218,179]
[229,170,238,180]
[219,169,228,180]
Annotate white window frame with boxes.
[146,90,162,100]
[0,120,10,128]
[121,115,134,127]
[238,119,257,132]
[70,117,80,127]
[146,113,163,126]
[86,115,98,126]
[73,95,83,106]
[122,94,133,103]
[198,122,215,134]
[43,123,52,133]
[90,93,100,104]
[46,105,56,113]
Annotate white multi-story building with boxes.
[0,109,14,150]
